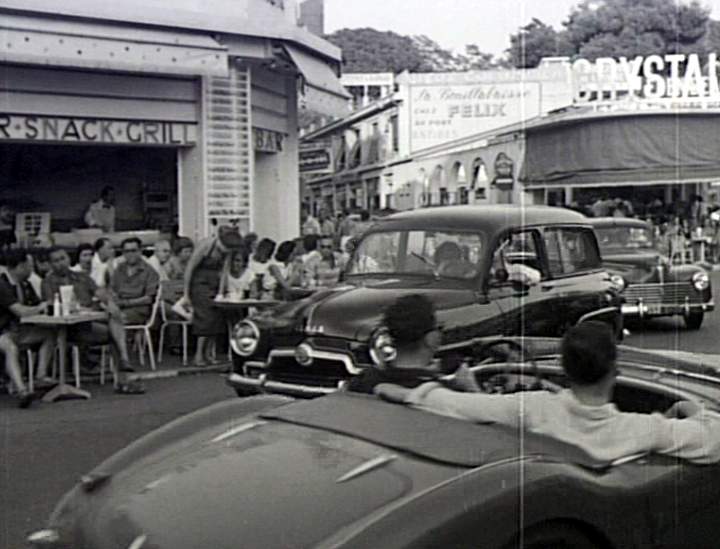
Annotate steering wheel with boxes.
[474,338,564,394]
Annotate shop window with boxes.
[390,115,399,153]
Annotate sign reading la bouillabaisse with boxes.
[573,53,720,103]
[409,82,540,152]
[0,114,197,146]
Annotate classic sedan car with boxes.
[29,339,720,549]
[591,217,714,329]
[229,205,622,397]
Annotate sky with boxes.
[324,0,720,56]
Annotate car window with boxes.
[489,230,544,286]
[595,226,655,252]
[544,228,601,276]
[348,230,484,280]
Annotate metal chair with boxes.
[157,280,191,366]
[125,290,162,371]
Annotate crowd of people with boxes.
[0,206,379,408]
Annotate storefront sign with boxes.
[299,146,333,174]
[253,128,284,153]
[409,82,540,152]
[573,53,720,103]
[493,152,514,189]
[0,114,196,146]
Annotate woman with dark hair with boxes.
[184,226,244,366]
[247,238,276,299]
[268,240,301,298]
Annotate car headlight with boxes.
[610,274,626,291]
[693,272,710,291]
[369,328,397,367]
[230,320,260,357]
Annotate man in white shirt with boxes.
[84,186,116,233]
[91,237,115,288]
[376,305,720,465]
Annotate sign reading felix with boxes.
[0,114,196,146]
[409,82,540,152]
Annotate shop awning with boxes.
[284,44,350,119]
[522,112,720,187]
[0,13,228,77]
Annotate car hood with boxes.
[264,278,477,340]
[47,393,608,549]
[47,395,465,549]
[601,251,666,283]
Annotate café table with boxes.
[691,235,713,264]
[212,298,281,311]
[21,311,108,402]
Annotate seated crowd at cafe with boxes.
[0,205,373,408]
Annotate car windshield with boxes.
[595,226,655,252]
[347,229,485,280]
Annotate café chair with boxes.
[6,349,36,395]
[157,281,191,366]
[125,291,162,371]
[71,344,115,387]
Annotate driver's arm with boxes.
[376,382,528,427]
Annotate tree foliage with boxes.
[508,0,714,68]
[325,28,432,73]
[324,28,503,73]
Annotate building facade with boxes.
[0,0,347,243]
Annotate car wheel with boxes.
[506,523,604,549]
[684,312,704,330]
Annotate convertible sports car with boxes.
[30,339,720,549]
[591,217,714,329]
[230,205,622,397]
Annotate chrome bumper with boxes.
[227,372,346,398]
[621,299,714,317]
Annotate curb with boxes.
[132,363,231,380]
[79,363,232,383]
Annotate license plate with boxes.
[645,304,663,315]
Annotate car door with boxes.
[487,229,562,337]
[616,456,720,548]
[541,226,607,332]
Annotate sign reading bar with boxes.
[253,128,284,153]
[0,114,196,146]
[573,53,720,102]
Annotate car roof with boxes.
[370,205,590,234]
[589,217,652,229]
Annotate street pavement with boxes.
[0,373,235,549]
[2,271,720,549]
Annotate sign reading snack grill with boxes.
[0,114,197,146]
[409,81,541,152]
[299,141,333,174]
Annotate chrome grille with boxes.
[624,283,703,305]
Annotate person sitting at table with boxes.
[246,238,276,297]
[84,186,116,233]
[0,249,56,407]
[146,239,172,281]
[165,237,194,281]
[268,240,301,298]
[305,236,346,289]
[220,249,252,297]
[42,247,144,394]
[91,237,115,288]
[110,238,160,326]
[71,243,95,277]
[28,248,51,298]
[184,226,245,367]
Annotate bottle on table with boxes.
[53,292,61,318]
